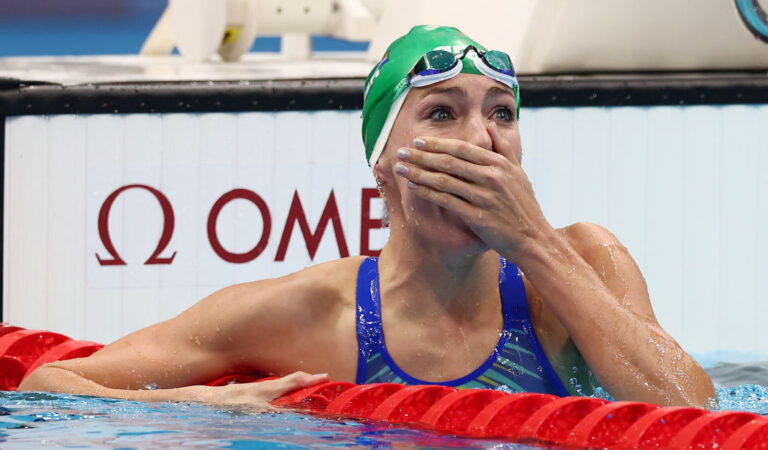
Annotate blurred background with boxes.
[2,0,768,363]
[0,0,369,56]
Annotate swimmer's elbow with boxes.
[17,364,60,392]
[692,373,718,410]
[666,360,717,409]
[18,363,91,394]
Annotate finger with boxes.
[396,163,491,208]
[260,371,329,399]
[407,180,486,222]
[488,122,520,166]
[397,147,489,186]
[413,136,499,166]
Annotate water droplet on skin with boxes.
[569,377,584,395]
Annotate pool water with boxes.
[1,363,766,448]
[0,391,532,449]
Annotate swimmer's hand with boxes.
[21,367,328,411]
[196,372,329,411]
[394,123,547,259]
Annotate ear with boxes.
[373,161,387,184]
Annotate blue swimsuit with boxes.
[355,257,570,396]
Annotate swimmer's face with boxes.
[374,73,522,251]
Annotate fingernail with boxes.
[407,181,418,189]
[413,138,425,148]
[395,163,409,175]
[397,148,410,159]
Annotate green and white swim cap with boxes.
[361,25,521,167]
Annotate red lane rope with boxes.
[614,406,708,449]
[370,385,456,424]
[465,392,557,437]
[0,329,71,369]
[2,324,764,449]
[723,416,768,449]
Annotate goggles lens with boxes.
[482,50,515,76]
[409,50,458,78]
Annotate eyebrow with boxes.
[482,86,517,113]
[416,85,515,107]
[420,86,468,101]
[485,86,516,102]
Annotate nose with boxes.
[463,113,493,151]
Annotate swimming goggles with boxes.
[407,45,518,90]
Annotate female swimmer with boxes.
[20,25,715,410]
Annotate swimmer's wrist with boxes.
[508,226,580,274]
[501,223,562,265]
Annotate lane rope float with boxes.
[2,324,767,449]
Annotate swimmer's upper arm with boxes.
[561,222,659,325]
[26,265,345,391]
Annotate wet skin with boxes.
[20,74,715,409]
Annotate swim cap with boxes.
[361,25,521,167]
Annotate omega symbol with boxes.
[95,184,177,266]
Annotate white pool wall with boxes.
[4,104,768,357]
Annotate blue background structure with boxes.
[0,0,369,57]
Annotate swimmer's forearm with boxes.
[18,366,210,403]
[515,229,715,407]
[19,366,328,409]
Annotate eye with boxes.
[492,107,514,122]
[428,106,453,122]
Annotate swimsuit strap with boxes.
[498,256,526,329]
[355,257,383,384]
[499,257,570,397]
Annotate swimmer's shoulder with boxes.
[556,221,654,319]
[273,255,368,311]
[197,256,367,326]
[557,221,624,255]
[183,257,366,377]
[526,222,636,345]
